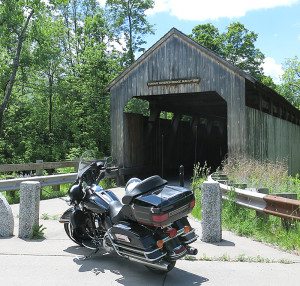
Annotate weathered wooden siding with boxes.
[123,113,145,168]
[246,107,300,175]
[110,31,246,167]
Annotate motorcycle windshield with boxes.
[77,151,98,179]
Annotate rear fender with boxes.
[59,207,74,223]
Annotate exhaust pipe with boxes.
[129,257,171,272]
[186,246,198,255]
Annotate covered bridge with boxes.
[108,28,300,178]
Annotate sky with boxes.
[99,0,300,84]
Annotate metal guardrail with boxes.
[0,173,77,192]
[0,166,120,192]
[208,174,300,221]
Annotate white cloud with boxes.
[262,57,284,84]
[97,0,106,7]
[148,0,299,21]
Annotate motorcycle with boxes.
[59,153,198,273]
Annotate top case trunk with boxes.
[132,185,195,227]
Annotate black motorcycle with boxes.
[59,154,198,273]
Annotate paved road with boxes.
[0,191,299,286]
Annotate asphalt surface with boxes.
[1,188,300,286]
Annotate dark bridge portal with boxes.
[125,91,227,178]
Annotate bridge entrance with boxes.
[123,91,227,178]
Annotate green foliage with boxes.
[0,0,125,163]
[106,0,154,65]
[41,213,59,220]
[191,162,211,220]
[191,23,223,55]
[124,98,149,115]
[99,178,117,189]
[277,56,300,109]
[190,22,265,78]
[31,224,46,239]
[260,75,278,90]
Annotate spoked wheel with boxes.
[64,222,84,246]
[145,260,176,274]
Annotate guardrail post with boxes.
[256,188,269,221]
[201,181,222,242]
[36,160,43,176]
[274,193,297,230]
[0,193,14,237]
[19,181,41,238]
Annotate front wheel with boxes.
[64,222,84,246]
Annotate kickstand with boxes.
[81,248,100,261]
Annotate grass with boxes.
[191,158,300,254]
[222,156,300,198]
[31,224,46,239]
[183,254,293,264]
[41,213,60,220]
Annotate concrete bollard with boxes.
[201,181,222,243]
[0,193,14,237]
[19,181,41,238]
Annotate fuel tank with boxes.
[84,187,120,214]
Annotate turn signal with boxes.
[156,240,164,249]
[184,226,191,234]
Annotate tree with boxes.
[223,22,265,78]
[190,22,265,78]
[0,1,35,134]
[106,0,154,65]
[277,57,300,109]
[190,23,223,55]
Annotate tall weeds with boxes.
[222,156,299,196]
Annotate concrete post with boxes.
[0,193,14,237]
[19,181,41,238]
[201,181,222,243]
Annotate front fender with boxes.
[59,207,74,223]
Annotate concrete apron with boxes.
[0,188,299,286]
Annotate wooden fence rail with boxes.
[0,160,120,192]
[0,160,78,173]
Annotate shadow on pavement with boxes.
[210,239,235,247]
[64,245,209,285]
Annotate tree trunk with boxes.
[48,74,54,135]
[0,9,34,136]
[127,0,134,64]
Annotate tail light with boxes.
[152,213,169,223]
[166,228,178,238]
[189,199,195,209]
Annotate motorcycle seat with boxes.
[122,175,167,205]
[109,200,137,224]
